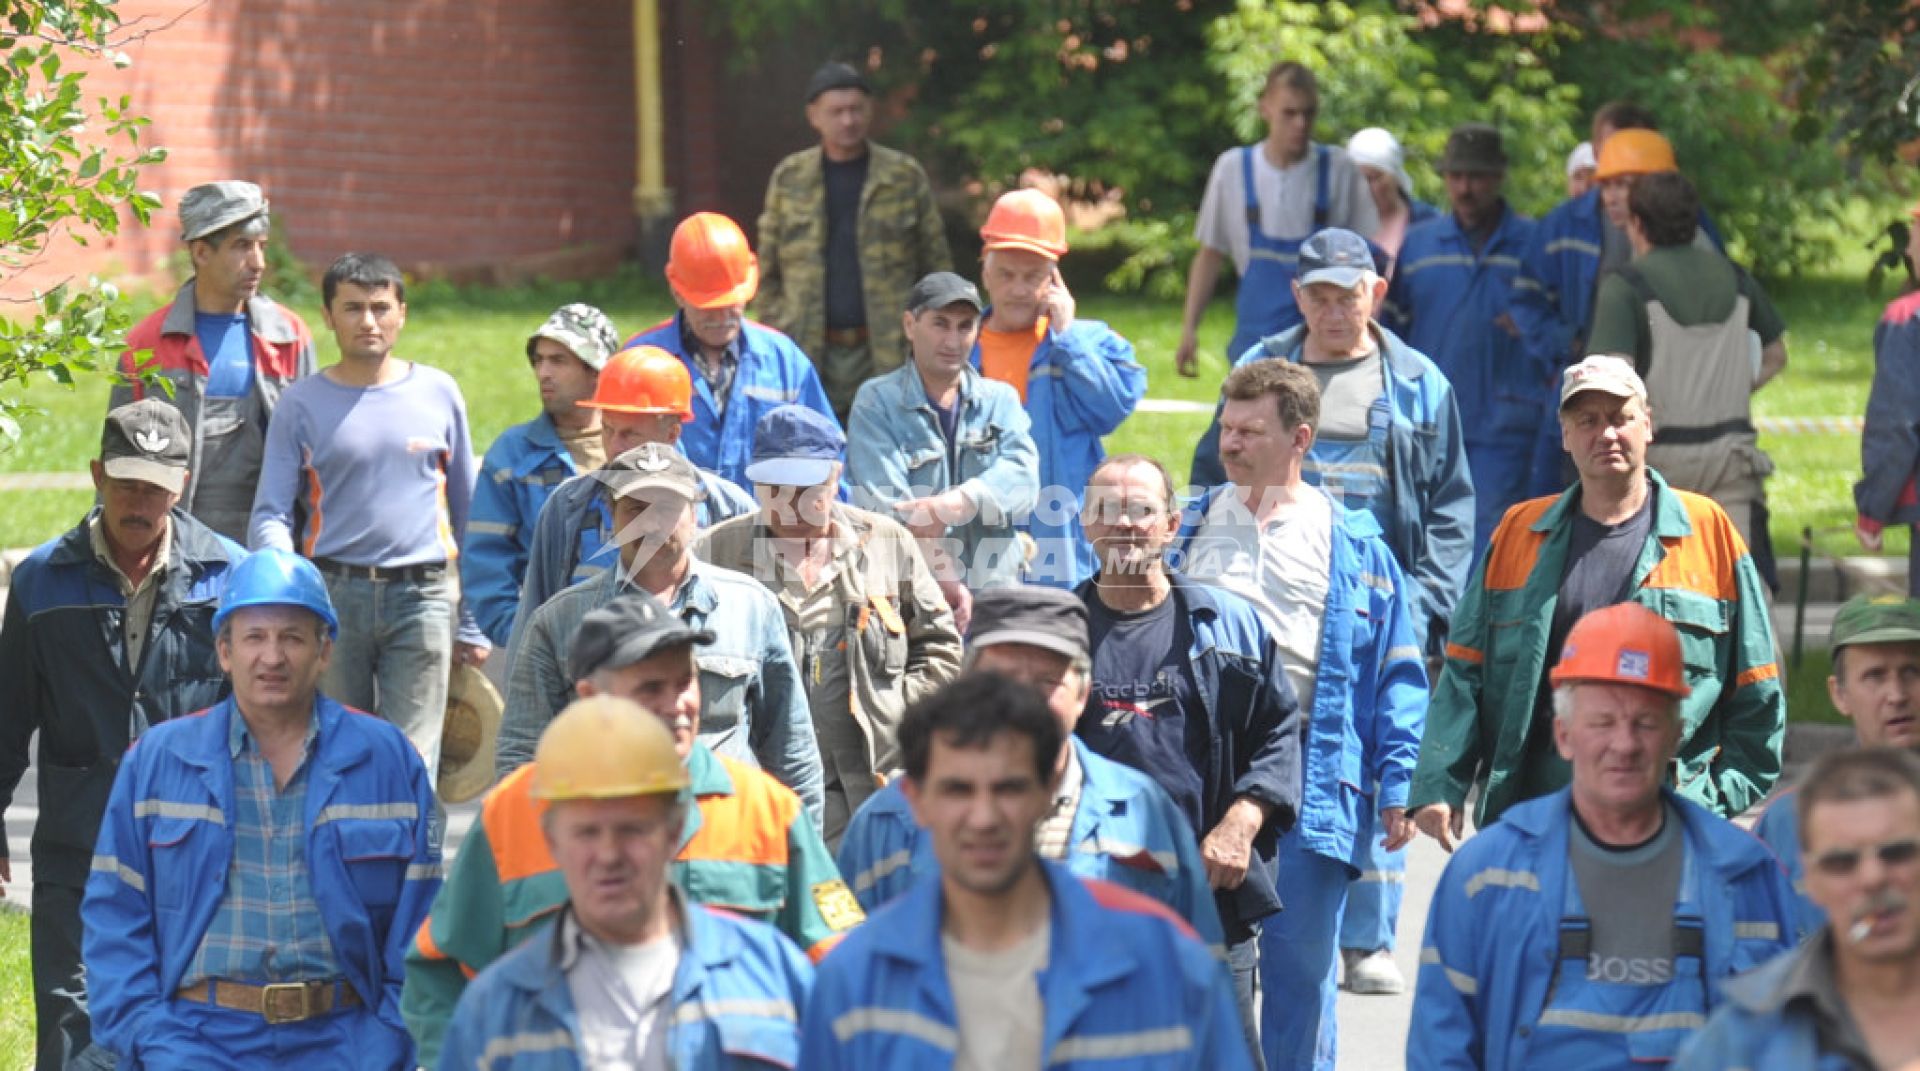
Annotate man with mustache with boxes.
[1677,747,1920,1070]
[1409,355,1785,845]
[0,400,244,1069]
[1411,603,1797,1070]
[111,181,316,544]
[1755,595,1920,937]
[623,212,840,491]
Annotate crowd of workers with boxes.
[0,49,1917,1071]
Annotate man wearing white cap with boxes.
[111,180,316,543]
[1409,354,1786,849]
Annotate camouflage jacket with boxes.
[755,141,950,371]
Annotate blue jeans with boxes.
[320,571,453,785]
[1259,829,1349,1071]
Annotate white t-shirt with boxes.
[1194,144,1381,275]
[564,913,681,1071]
[1187,484,1334,712]
[945,919,1051,1071]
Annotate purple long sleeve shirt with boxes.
[250,363,476,558]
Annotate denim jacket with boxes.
[845,363,1040,590]
[497,560,824,826]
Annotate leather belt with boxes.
[311,557,446,583]
[175,979,362,1024]
[824,326,870,346]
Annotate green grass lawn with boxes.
[0,906,27,1070]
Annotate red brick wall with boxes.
[16,0,642,294]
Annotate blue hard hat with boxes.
[213,548,339,638]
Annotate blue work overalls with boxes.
[1227,145,1330,360]
[1523,857,1712,1067]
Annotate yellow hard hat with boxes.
[529,696,690,801]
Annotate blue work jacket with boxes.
[1672,933,1862,1071]
[1072,576,1302,936]
[1752,786,1821,940]
[625,315,840,490]
[438,897,813,1071]
[509,460,754,641]
[835,737,1225,947]
[464,412,583,647]
[798,859,1254,1069]
[1410,788,1798,1071]
[969,317,1145,588]
[845,363,1040,590]
[1173,489,1430,868]
[1384,206,1544,440]
[83,696,440,1070]
[1187,324,1474,654]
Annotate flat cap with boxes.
[179,180,269,242]
[969,586,1089,661]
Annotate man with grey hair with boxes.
[113,180,316,543]
[1412,601,1797,1070]
[1677,747,1920,1070]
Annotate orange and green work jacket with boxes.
[401,742,860,1067]
[1409,470,1785,826]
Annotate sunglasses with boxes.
[1811,838,1920,877]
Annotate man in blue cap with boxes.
[698,405,963,846]
[83,548,439,1068]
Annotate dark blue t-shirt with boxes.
[823,153,869,330]
[194,311,254,398]
[1077,593,1206,836]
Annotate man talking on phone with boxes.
[973,188,1146,589]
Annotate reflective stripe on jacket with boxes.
[1173,489,1430,868]
[836,738,1225,947]
[969,318,1145,587]
[799,860,1253,1070]
[1384,207,1545,440]
[83,696,439,1070]
[625,315,840,490]
[437,894,814,1071]
[464,413,582,647]
[1409,787,1797,1071]
[403,744,855,1067]
[1409,471,1786,824]
[1671,934,1863,1071]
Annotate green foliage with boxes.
[0,0,164,448]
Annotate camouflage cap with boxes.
[1831,595,1920,651]
[527,303,622,371]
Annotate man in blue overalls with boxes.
[1410,602,1798,1071]
[1175,61,1378,384]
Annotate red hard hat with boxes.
[980,189,1068,260]
[579,346,694,421]
[665,212,759,309]
[1548,602,1691,698]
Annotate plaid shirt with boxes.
[180,712,341,986]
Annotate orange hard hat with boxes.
[980,189,1068,260]
[1594,129,1678,181]
[1548,602,1691,698]
[665,212,759,309]
[579,345,694,421]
